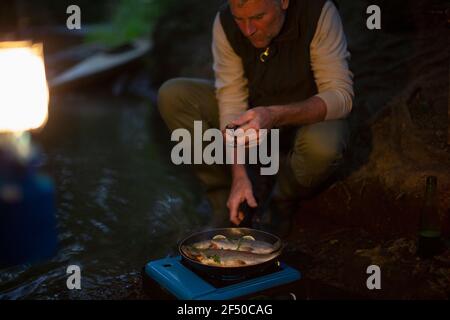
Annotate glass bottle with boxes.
[416,176,443,259]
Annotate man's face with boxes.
[229,0,289,48]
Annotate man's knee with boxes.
[290,121,348,187]
[302,136,344,164]
[157,78,191,121]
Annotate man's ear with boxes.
[280,0,289,10]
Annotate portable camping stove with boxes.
[143,256,301,300]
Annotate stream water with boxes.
[0,91,209,299]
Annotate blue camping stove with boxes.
[144,256,301,300]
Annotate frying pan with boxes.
[178,228,283,280]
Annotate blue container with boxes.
[0,150,58,268]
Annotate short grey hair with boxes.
[233,0,281,8]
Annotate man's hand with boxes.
[231,107,274,132]
[227,173,258,226]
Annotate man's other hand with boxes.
[227,174,258,225]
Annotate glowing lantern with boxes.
[0,41,49,133]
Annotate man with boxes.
[158,0,353,236]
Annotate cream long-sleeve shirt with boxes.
[212,1,354,130]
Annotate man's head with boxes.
[228,0,289,48]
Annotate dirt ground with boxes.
[144,0,450,299]
[284,0,450,299]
